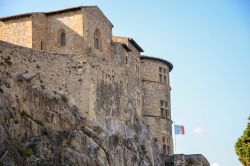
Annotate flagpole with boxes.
[174,122,176,154]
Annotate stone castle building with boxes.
[0,6,174,156]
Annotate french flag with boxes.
[174,125,185,135]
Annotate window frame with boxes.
[60,31,66,47]
[160,100,169,119]
[159,66,168,83]
[94,29,102,50]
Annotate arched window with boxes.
[94,29,101,50]
[60,31,66,47]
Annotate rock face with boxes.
[0,78,210,166]
[163,154,210,166]
[0,73,162,165]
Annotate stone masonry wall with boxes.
[83,7,113,59]
[141,59,170,83]
[141,59,173,155]
[112,36,142,116]
[0,6,113,56]
[0,40,88,115]
[126,45,142,116]
[32,13,48,50]
[46,10,84,54]
[0,17,32,48]
[0,40,129,124]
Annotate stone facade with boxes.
[0,16,32,48]
[0,6,113,56]
[141,57,173,154]
[0,6,174,156]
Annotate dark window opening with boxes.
[94,37,99,49]
[94,29,101,50]
[163,145,166,154]
[60,31,66,47]
[41,41,43,50]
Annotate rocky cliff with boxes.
[0,75,160,165]
[0,41,209,166]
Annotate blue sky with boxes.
[0,0,249,165]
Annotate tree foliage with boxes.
[235,116,250,166]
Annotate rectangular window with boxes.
[159,67,163,82]
[161,101,164,107]
[163,145,166,154]
[160,100,168,119]
[167,146,171,154]
[159,66,167,83]
[162,137,166,143]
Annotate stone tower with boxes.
[141,56,174,155]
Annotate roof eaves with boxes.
[122,44,132,52]
[45,6,87,15]
[0,6,114,27]
[128,38,144,53]
[46,6,113,27]
[140,55,173,71]
[0,13,33,21]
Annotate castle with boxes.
[0,6,174,156]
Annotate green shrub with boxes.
[235,116,250,166]
[61,94,69,102]
[14,141,33,158]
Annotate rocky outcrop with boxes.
[163,154,210,166]
[0,72,162,165]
